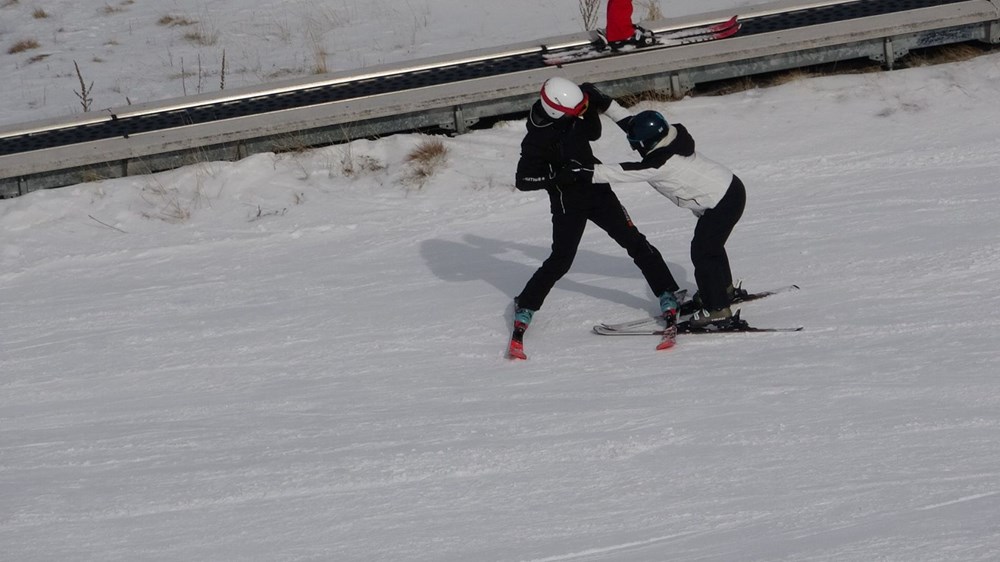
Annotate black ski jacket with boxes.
[514,101,614,214]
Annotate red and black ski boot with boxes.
[507,321,528,360]
[656,309,678,350]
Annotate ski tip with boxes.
[717,23,741,40]
[507,340,527,360]
[710,15,739,31]
[507,348,527,360]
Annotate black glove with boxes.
[555,161,594,187]
[580,82,613,113]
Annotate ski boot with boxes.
[507,304,534,360]
[687,306,735,331]
[656,291,680,350]
[686,281,748,315]
[594,29,611,51]
[598,24,656,51]
[631,25,656,47]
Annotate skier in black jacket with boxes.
[506,77,681,359]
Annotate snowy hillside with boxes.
[0,0,775,127]
[4,1,1000,561]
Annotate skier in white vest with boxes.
[564,87,748,329]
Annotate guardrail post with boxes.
[870,37,908,70]
[626,73,690,99]
[453,106,467,135]
[884,37,896,70]
[667,73,695,99]
[987,20,1000,44]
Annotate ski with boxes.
[660,15,740,40]
[543,16,740,66]
[599,284,800,332]
[593,324,803,335]
[679,311,803,334]
[593,313,803,336]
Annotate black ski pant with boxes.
[691,175,746,311]
[516,199,678,312]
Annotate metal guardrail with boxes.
[1,0,998,198]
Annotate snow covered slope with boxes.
[3,1,1000,560]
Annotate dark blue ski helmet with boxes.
[627,110,669,154]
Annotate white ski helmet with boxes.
[539,77,589,119]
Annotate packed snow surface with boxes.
[2,0,1000,560]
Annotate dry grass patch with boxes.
[184,26,219,46]
[618,89,676,106]
[100,1,133,14]
[403,138,448,188]
[8,39,40,54]
[407,138,448,167]
[339,149,386,178]
[139,180,209,223]
[905,43,986,67]
[306,27,329,74]
[100,4,127,15]
[159,14,197,27]
[32,7,47,18]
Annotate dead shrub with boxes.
[640,0,663,21]
[184,27,219,46]
[340,151,385,178]
[578,0,600,31]
[8,39,40,54]
[100,4,126,15]
[403,138,448,188]
[159,14,197,27]
[904,44,986,67]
